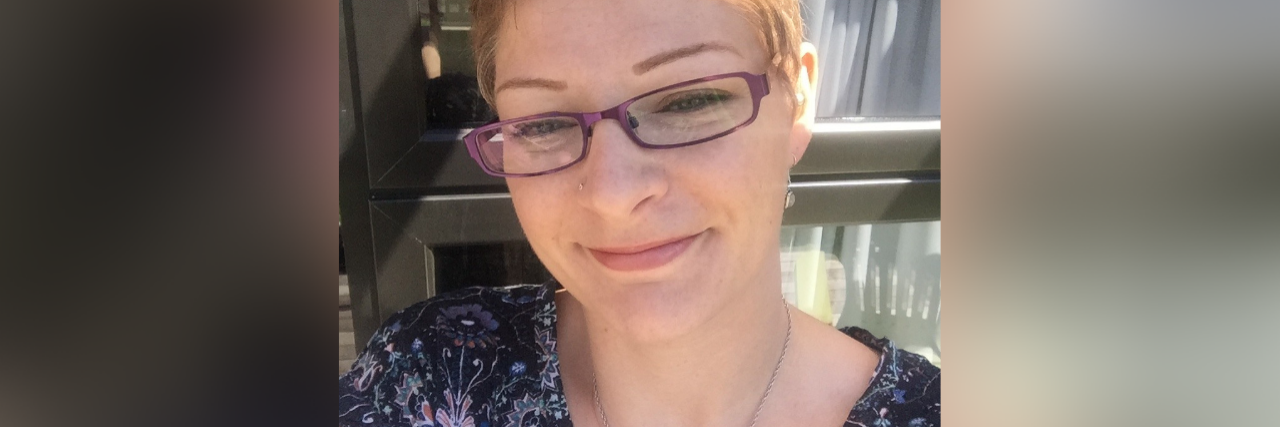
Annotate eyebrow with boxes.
[632,42,742,75]
[494,77,569,95]
[493,42,741,96]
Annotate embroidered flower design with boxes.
[535,329,560,390]
[412,401,435,427]
[436,390,477,427]
[350,352,384,392]
[395,373,424,407]
[505,394,545,426]
[437,304,500,348]
[501,292,536,305]
[874,407,892,427]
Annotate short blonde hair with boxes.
[468,0,806,115]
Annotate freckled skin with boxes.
[494,0,813,342]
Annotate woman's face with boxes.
[494,0,812,340]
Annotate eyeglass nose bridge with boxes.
[578,104,641,142]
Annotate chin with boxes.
[557,232,745,342]
[594,274,729,344]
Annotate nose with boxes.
[576,118,668,220]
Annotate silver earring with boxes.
[785,177,795,209]
[579,183,584,191]
[785,155,797,209]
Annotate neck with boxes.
[562,283,792,427]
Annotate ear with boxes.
[788,42,819,163]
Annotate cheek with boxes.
[508,180,566,248]
[680,130,789,219]
[508,180,586,288]
[717,115,795,223]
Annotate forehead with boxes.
[493,0,767,94]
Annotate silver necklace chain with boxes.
[591,298,793,427]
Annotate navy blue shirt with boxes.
[339,282,941,426]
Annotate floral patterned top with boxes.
[339,282,941,426]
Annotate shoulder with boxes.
[355,283,552,366]
[841,326,941,427]
[339,283,561,426]
[412,283,553,342]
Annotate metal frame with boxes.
[338,0,941,344]
[338,0,383,344]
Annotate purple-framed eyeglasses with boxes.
[463,71,770,177]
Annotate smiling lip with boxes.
[587,232,703,272]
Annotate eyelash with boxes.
[514,120,574,137]
[655,90,734,113]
